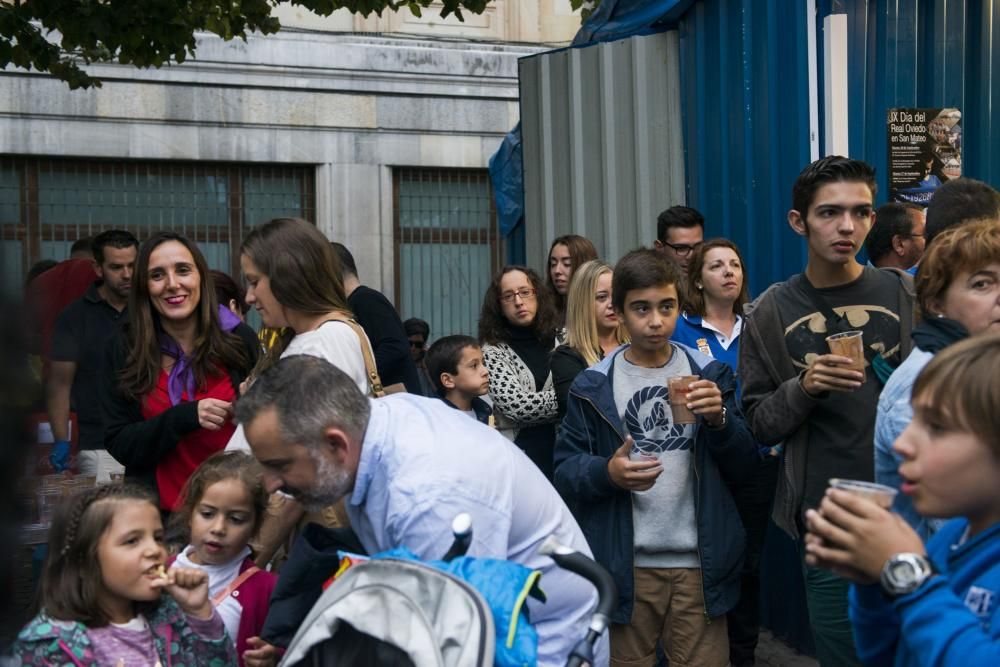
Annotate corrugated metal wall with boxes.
[518,31,686,269]
[678,0,815,295]
[844,0,1000,192]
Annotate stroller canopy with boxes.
[280,558,496,667]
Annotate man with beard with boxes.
[46,230,137,478]
[237,355,607,667]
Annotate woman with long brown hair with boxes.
[238,218,369,391]
[101,232,259,512]
[480,265,561,479]
[223,218,373,565]
[546,234,598,328]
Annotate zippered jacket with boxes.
[553,343,757,623]
[850,518,1000,666]
[12,596,235,667]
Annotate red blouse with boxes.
[142,368,236,510]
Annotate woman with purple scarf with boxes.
[101,232,259,513]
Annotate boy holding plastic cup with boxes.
[804,334,1000,665]
[554,248,757,667]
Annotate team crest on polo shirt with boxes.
[696,338,713,357]
[965,586,995,622]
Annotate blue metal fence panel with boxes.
[678,0,814,296]
[844,0,1000,198]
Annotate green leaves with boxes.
[0,0,490,89]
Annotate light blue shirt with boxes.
[347,394,608,667]
[874,347,945,541]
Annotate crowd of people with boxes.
[8,155,1000,667]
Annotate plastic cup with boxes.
[37,487,62,525]
[667,375,699,424]
[828,478,898,509]
[826,330,866,373]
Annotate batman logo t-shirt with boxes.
[776,267,904,514]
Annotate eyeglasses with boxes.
[409,340,425,348]
[499,288,537,304]
[662,241,703,257]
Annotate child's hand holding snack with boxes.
[152,566,213,620]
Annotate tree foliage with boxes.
[569,0,600,22]
[0,0,490,89]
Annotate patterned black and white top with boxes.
[482,342,559,442]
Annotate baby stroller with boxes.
[279,515,615,667]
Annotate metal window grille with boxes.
[1,156,315,291]
[393,168,502,341]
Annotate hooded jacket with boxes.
[739,269,915,539]
[849,518,1000,666]
[553,343,757,623]
[12,596,235,667]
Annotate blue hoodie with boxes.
[553,343,757,623]
[850,518,1000,666]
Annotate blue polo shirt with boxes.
[671,312,743,373]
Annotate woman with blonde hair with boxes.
[550,259,628,419]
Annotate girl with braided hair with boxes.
[12,483,236,666]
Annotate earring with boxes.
[696,284,703,290]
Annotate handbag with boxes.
[323,315,407,397]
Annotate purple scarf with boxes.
[159,305,242,406]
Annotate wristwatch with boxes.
[880,552,936,598]
[707,405,728,430]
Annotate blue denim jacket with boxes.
[874,346,945,541]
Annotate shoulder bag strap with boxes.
[321,315,386,398]
[211,565,261,606]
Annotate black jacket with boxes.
[554,344,757,623]
[100,323,259,495]
[550,344,589,420]
[441,395,493,425]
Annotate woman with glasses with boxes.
[479,266,560,479]
[550,260,628,420]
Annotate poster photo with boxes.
[887,107,962,205]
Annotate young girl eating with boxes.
[13,484,236,666]
[169,451,278,667]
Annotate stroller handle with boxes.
[442,512,474,561]
[538,537,617,667]
[538,537,615,632]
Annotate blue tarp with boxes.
[572,0,691,46]
[487,0,693,241]
[488,122,524,238]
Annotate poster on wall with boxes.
[887,107,962,205]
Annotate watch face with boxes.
[888,559,918,586]
[882,553,933,597]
